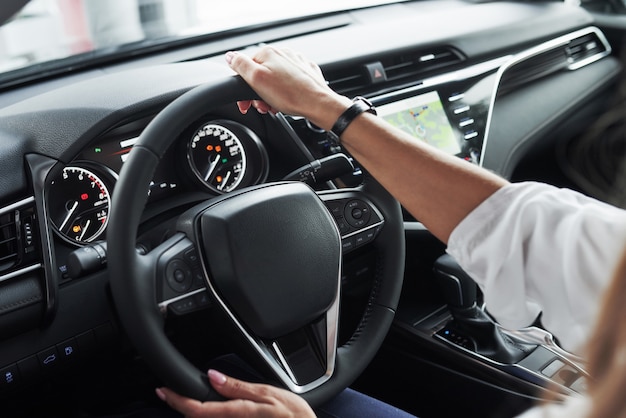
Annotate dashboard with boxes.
[0,1,622,416]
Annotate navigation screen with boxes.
[377,91,460,156]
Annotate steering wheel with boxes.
[107,75,405,407]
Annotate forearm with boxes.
[225,47,507,242]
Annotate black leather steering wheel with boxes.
[107,75,405,407]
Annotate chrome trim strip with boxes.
[371,56,510,106]
[480,26,612,167]
[0,263,42,283]
[0,196,35,216]
[433,332,581,396]
[341,219,383,240]
[272,341,300,384]
[499,326,588,372]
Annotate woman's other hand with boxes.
[156,369,316,418]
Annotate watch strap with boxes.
[330,96,376,140]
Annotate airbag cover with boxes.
[200,182,341,339]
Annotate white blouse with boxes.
[447,181,626,353]
[446,181,626,417]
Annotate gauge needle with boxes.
[218,170,231,191]
[204,154,221,181]
[79,219,91,241]
[59,200,79,231]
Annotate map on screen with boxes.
[377,91,461,156]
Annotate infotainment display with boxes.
[377,91,461,156]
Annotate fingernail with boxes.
[225,51,235,65]
[155,388,167,402]
[208,369,227,386]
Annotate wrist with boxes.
[306,93,353,132]
[330,96,377,140]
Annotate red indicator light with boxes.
[80,193,89,201]
[216,176,223,183]
[215,145,222,152]
[206,145,214,151]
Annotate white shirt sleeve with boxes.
[516,395,590,418]
[447,182,626,354]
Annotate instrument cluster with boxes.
[46,118,269,245]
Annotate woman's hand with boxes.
[156,369,316,418]
[225,46,352,131]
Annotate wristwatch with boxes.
[330,96,377,140]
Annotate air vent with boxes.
[498,48,569,95]
[381,48,463,82]
[0,199,40,276]
[0,211,19,271]
[325,47,464,95]
[499,28,611,96]
[325,67,369,95]
[566,31,609,69]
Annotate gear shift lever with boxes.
[433,253,478,311]
[433,254,532,363]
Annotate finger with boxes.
[157,387,263,418]
[226,50,264,84]
[156,387,207,417]
[208,369,280,404]
[237,100,252,114]
[252,100,272,114]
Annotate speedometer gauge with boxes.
[187,122,247,193]
[48,166,111,244]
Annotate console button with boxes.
[541,359,564,377]
[17,356,39,382]
[570,376,587,393]
[37,347,60,372]
[57,338,80,363]
[0,364,20,389]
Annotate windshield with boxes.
[0,0,403,83]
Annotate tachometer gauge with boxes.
[47,166,111,244]
[187,122,247,193]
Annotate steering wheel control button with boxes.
[342,237,356,252]
[336,218,350,234]
[355,229,377,247]
[169,296,197,315]
[166,259,192,292]
[345,200,371,228]
[183,248,200,266]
